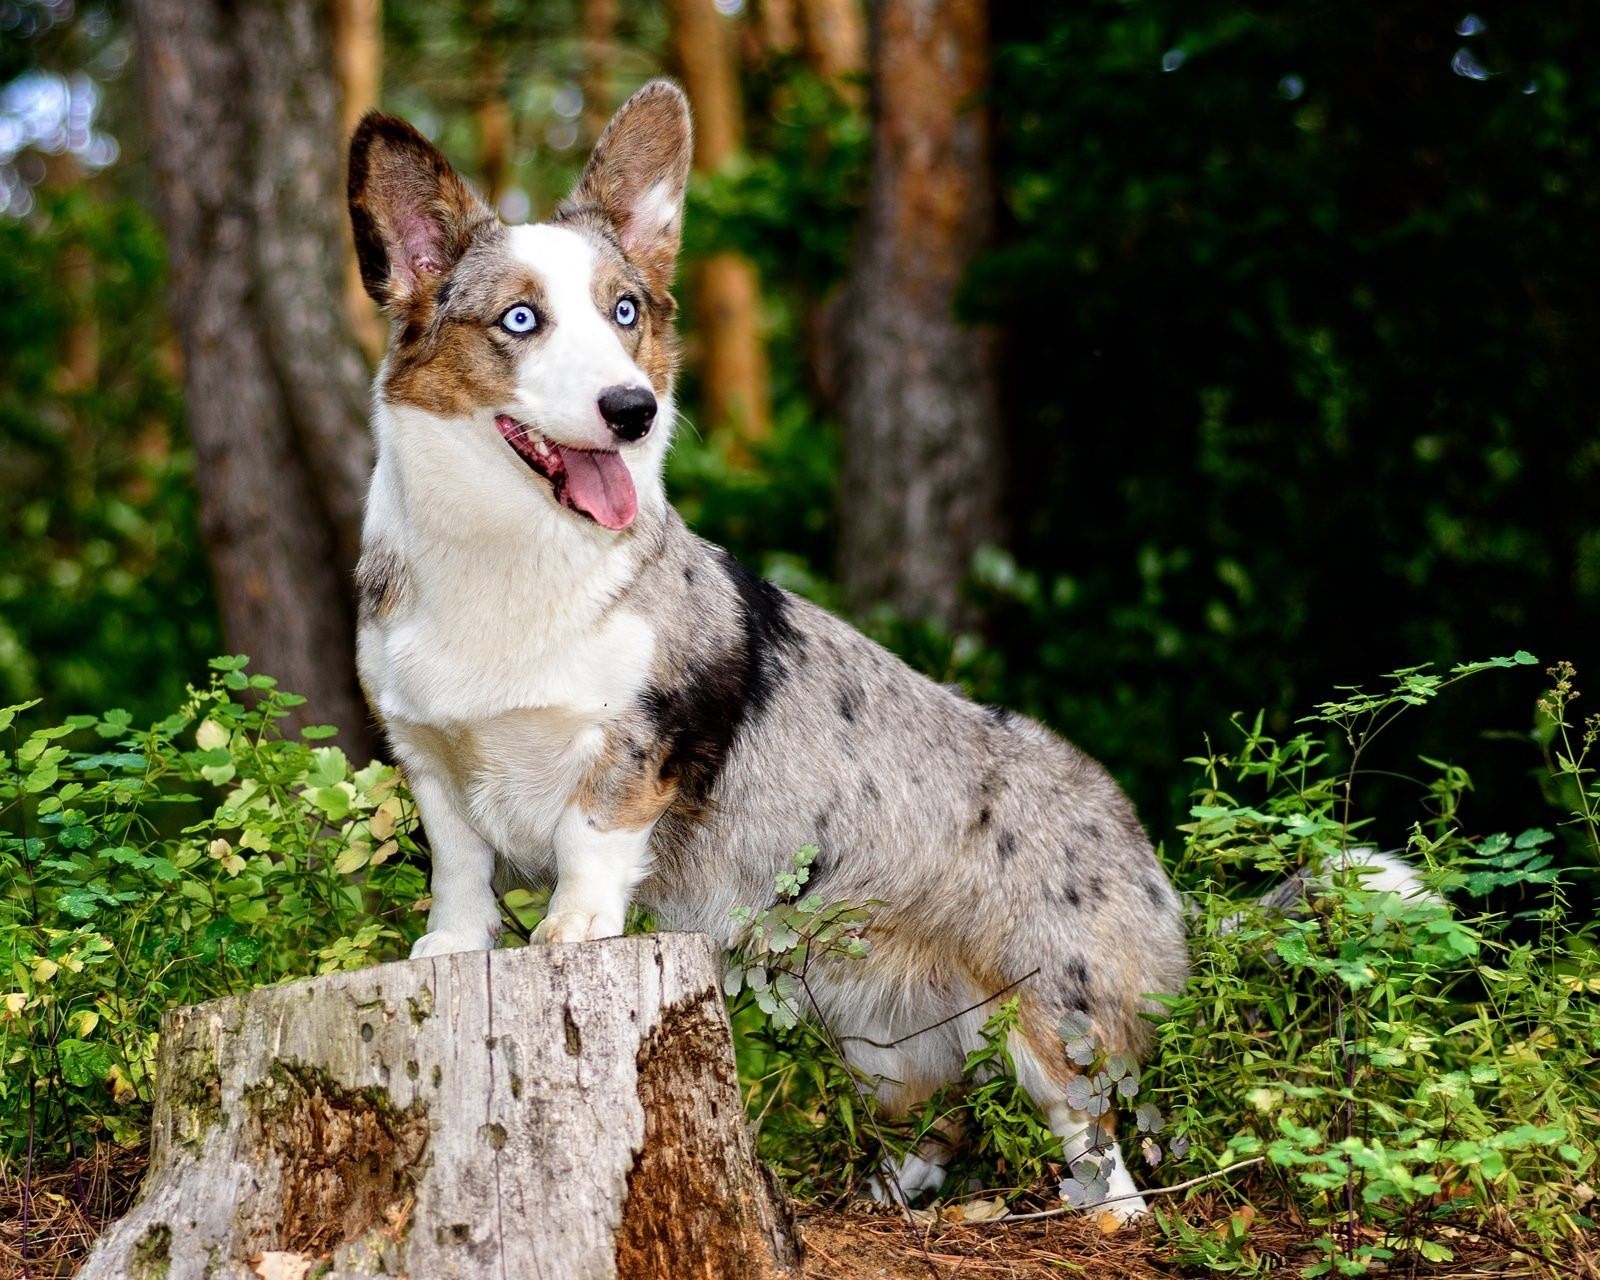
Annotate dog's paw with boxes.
[532,910,620,944]
[411,929,494,959]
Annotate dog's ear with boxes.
[348,113,493,309]
[562,80,693,296]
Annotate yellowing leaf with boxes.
[30,958,59,983]
[208,838,233,860]
[956,1196,1008,1223]
[250,1251,313,1280]
[369,802,398,841]
[334,843,370,876]
[106,1063,137,1103]
[68,1009,99,1037]
[369,839,398,866]
[2,993,26,1019]
[196,719,229,751]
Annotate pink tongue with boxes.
[555,445,637,530]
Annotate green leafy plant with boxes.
[1153,655,1598,1274]
[0,657,427,1162]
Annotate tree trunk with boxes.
[469,0,511,208]
[758,0,800,58]
[799,0,866,94]
[582,0,619,145]
[835,0,1003,630]
[331,0,387,361]
[131,0,377,758]
[668,0,772,448]
[78,935,801,1279]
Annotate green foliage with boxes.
[0,659,426,1159]
[937,999,1060,1197]
[974,3,1600,839]
[727,846,883,1198]
[1151,656,1599,1271]
[0,187,216,725]
[684,66,870,291]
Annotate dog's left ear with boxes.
[561,80,693,296]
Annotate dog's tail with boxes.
[1211,847,1440,934]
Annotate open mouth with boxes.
[494,414,638,531]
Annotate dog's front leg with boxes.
[532,807,653,944]
[409,772,503,959]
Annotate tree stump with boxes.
[79,934,800,1279]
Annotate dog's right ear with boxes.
[348,113,493,309]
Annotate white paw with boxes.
[532,910,621,944]
[410,929,494,959]
[866,1151,948,1205]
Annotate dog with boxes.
[345,80,1426,1219]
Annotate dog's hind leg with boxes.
[1008,1005,1149,1221]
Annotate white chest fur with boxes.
[358,413,658,866]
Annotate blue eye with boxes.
[500,304,538,334]
[614,297,638,328]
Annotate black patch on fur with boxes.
[814,809,832,833]
[862,778,881,803]
[1060,841,1079,865]
[1143,878,1167,908]
[354,546,407,619]
[1053,882,1082,910]
[640,550,800,810]
[996,829,1017,863]
[836,681,864,723]
[683,565,695,585]
[977,806,992,827]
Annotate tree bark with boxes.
[331,0,387,361]
[468,0,511,208]
[582,0,619,145]
[132,0,376,757]
[758,0,800,58]
[835,0,1003,629]
[78,935,801,1279]
[668,0,772,448]
[799,0,866,94]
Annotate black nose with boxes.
[598,384,657,442]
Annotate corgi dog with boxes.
[349,80,1188,1219]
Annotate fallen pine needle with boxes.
[986,1156,1267,1224]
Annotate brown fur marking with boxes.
[572,725,679,832]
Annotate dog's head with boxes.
[348,81,691,533]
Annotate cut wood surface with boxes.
[79,934,800,1280]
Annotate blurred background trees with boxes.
[1,0,1596,841]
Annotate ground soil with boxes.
[1,1147,1591,1280]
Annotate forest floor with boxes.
[796,1200,1579,1280]
[0,1147,1589,1279]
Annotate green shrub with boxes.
[1146,655,1597,1272]
[0,657,426,1158]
